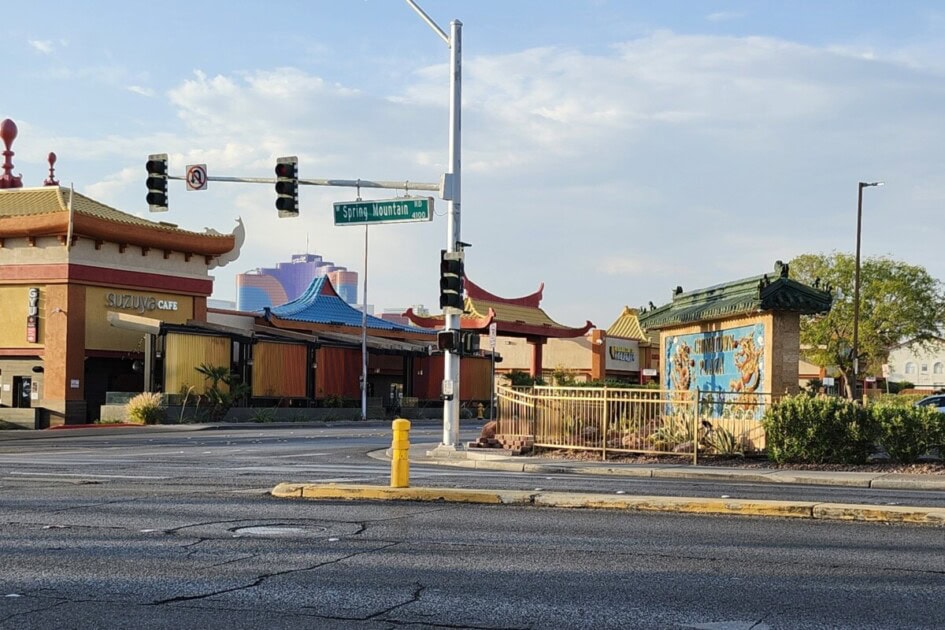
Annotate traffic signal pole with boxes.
[406,0,463,452]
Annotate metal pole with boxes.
[167,174,439,191]
[441,19,463,449]
[852,183,863,402]
[404,1,462,450]
[490,351,496,422]
[361,224,369,421]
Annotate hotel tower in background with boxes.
[236,253,358,312]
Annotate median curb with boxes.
[271,483,945,525]
[367,447,945,491]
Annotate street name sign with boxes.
[334,196,434,226]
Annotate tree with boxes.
[790,253,945,399]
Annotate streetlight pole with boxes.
[405,0,463,451]
[851,181,884,401]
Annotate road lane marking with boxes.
[9,472,170,480]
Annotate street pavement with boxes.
[3,421,945,522]
[2,423,945,628]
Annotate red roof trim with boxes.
[404,307,496,332]
[464,275,543,308]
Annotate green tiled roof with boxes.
[0,186,214,236]
[638,262,832,330]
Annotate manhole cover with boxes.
[173,520,361,539]
[232,525,326,537]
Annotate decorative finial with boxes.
[44,152,59,186]
[0,119,23,189]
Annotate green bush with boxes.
[871,402,944,463]
[506,370,544,387]
[762,394,879,464]
[126,392,165,425]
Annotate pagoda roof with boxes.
[263,275,435,337]
[404,275,594,339]
[605,306,650,342]
[0,186,236,257]
[638,261,833,330]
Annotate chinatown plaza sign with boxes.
[605,338,640,372]
[106,292,179,314]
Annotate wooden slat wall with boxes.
[316,346,361,399]
[252,342,307,398]
[412,355,492,401]
[164,333,230,396]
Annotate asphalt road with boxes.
[2,424,944,506]
[1,424,944,629]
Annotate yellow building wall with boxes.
[0,285,45,349]
[85,287,194,351]
[495,336,593,378]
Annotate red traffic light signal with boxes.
[274,156,299,218]
[145,153,168,212]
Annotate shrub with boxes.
[703,425,743,457]
[762,394,879,464]
[506,370,544,387]
[871,402,944,463]
[126,392,165,425]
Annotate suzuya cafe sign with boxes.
[27,287,39,343]
[333,197,434,226]
[106,292,179,314]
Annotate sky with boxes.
[3,1,945,329]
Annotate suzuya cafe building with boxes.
[0,118,243,426]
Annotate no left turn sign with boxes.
[185,164,208,191]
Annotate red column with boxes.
[590,329,606,381]
[528,338,545,379]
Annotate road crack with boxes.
[150,541,400,606]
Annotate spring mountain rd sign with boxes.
[333,196,434,226]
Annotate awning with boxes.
[316,330,433,356]
[106,311,162,335]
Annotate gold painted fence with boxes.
[495,385,776,462]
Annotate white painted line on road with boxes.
[267,452,333,459]
[9,472,170,480]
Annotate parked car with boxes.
[915,395,945,413]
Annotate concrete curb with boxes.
[271,483,945,525]
[368,447,945,492]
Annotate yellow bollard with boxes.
[390,418,411,488]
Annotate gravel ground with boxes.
[537,448,945,474]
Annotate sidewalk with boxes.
[367,442,945,492]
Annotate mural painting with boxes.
[665,323,765,418]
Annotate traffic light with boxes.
[439,249,464,311]
[437,330,460,352]
[461,331,480,356]
[145,153,168,212]
[275,156,299,218]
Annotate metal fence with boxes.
[495,384,777,462]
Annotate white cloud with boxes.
[126,85,155,97]
[706,11,746,23]
[29,39,54,54]
[40,29,945,325]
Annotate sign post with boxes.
[488,322,497,422]
[333,195,436,420]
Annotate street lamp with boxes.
[851,180,884,401]
[405,0,464,451]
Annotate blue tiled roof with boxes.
[265,276,434,335]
